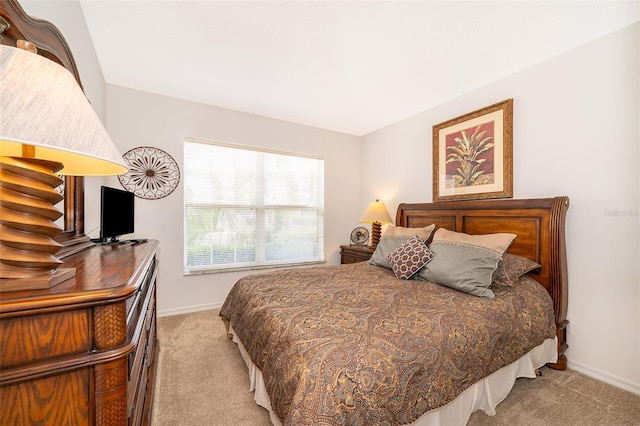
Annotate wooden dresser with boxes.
[0,240,159,425]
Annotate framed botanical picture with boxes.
[432,99,513,202]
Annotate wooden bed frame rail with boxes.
[396,196,569,369]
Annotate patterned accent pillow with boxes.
[387,235,434,280]
[368,224,436,270]
[492,253,541,287]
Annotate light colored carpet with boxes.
[152,310,640,426]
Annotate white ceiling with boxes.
[78,1,639,136]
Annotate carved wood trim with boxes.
[0,0,82,86]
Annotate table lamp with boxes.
[0,43,127,291]
[359,199,393,250]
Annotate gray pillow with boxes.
[368,235,413,269]
[492,253,541,287]
[416,241,499,299]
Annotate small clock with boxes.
[350,227,369,247]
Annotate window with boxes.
[184,139,325,274]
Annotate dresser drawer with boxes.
[128,326,148,412]
[0,308,91,370]
[127,281,156,419]
[130,354,149,426]
[129,309,156,426]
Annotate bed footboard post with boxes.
[549,320,568,370]
[546,196,569,370]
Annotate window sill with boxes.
[184,259,326,276]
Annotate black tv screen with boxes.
[100,186,134,243]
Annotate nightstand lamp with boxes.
[0,43,127,291]
[359,199,393,251]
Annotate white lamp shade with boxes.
[359,199,393,225]
[0,45,127,176]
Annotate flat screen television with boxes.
[99,186,135,243]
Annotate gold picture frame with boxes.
[432,99,513,202]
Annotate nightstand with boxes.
[340,245,374,264]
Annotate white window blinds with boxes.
[184,139,325,274]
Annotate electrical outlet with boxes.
[566,316,573,334]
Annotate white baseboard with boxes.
[568,359,640,396]
[157,302,222,317]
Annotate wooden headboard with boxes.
[396,196,570,369]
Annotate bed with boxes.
[220,196,569,425]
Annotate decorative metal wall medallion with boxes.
[118,146,180,199]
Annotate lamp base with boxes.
[0,267,76,293]
[370,222,382,251]
[0,156,67,289]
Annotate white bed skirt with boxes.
[228,323,558,426]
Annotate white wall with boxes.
[21,1,105,119]
[103,86,362,316]
[21,0,109,224]
[362,23,640,395]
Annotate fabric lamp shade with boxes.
[0,45,127,175]
[0,44,127,289]
[359,199,393,250]
[359,199,393,225]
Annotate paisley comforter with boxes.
[219,261,555,425]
